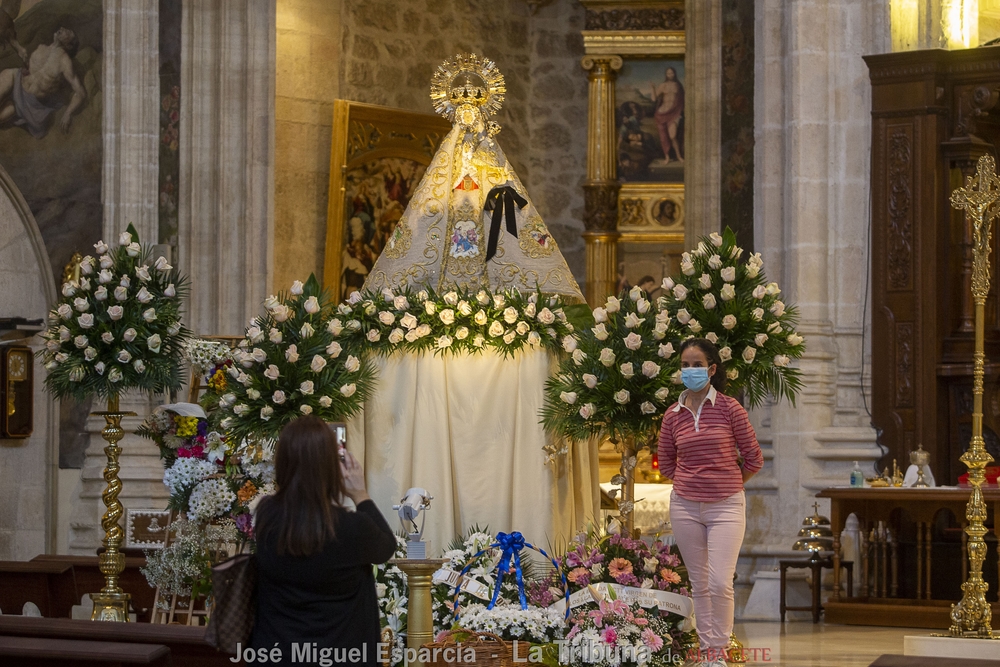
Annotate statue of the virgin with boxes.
[363,53,583,302]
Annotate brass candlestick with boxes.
[89,394,136,622]
[947,154,1000,638]
[395,559,448,667]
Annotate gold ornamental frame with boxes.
[323,101,451,303]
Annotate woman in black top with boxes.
[249,416,396,666]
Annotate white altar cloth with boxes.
[347,349,599,555]
[600,482,674,534]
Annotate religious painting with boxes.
[324,101,451,302]
[0,0,103,472]
[0,0,103,283]
[342,157,426,294]
[615,58,685,184]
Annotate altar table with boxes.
[817,487,1000,628]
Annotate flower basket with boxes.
[422,629,511,667]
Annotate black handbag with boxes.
[204,553,257,653]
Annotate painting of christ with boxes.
[615,59,685,184]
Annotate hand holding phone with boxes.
[340,449,369,504]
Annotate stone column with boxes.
[102,0,160,244]
[737,0,888,615]
[177,0,276,336]
[581,55,621,307]
[683,0,721,246]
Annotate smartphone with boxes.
[330,422,347,461]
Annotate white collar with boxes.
[672,385,718,412]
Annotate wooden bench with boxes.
[0,616,235,667]
[0,561,79,618]
[30,554,155,622]
[0,635,171,666]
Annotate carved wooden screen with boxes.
[866,47,1000,483]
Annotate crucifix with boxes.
[947,154,1000,638]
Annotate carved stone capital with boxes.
[583,181,621,232]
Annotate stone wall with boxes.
[0,164,58,559]
[339,0,532,175]
[270,0,589,289]
[524,0,588,282]
[273,0,342,291]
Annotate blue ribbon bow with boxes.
[452,530,570,621]
[493,531,527,610]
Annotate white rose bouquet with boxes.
[540,286,681,445]
[217,275,376,445]
[39,225,190,401]
[330,286,576,358]
[662,227,805,407]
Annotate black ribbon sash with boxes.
[483,185,527,262]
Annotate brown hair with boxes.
[254,416,345,556]
[678,337,727,393]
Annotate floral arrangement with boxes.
[183,338,233,377]
[529,529,689,601]
[432,527,505,631]
[138,405,225,467]
[457,602,566,643]
[525,528,693,663]
[141,520,237,606]
[661,227,804,407]
[39,225,190,401]
[563,598,692,667]
[331,286,577,358]
[540,285,681,445]
[138,400,276,535]
[216,275,377,445]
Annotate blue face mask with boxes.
[681,367,711,391]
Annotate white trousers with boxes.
[669,489,746,653]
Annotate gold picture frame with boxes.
[615,166,686,298]
[613,50,687,297]
[322,101,451,303]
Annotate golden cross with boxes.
[951,155,1000,300]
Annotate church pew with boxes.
[30,554,156,622]
[0,615,235,666]
[0,561,78,618]
[0,635,171,666]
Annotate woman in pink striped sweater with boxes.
[658,338,763,667]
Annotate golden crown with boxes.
[430,53,506,124]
